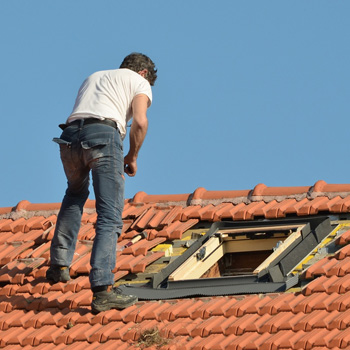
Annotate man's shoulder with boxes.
[116,68,144,80]
[88,68,150,91]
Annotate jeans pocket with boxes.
[53,138,74,166]
[53,137,72,147]
[81,138,113,163]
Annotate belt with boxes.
[59,118,119,131]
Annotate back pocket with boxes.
[81,139,112,163]
[53,137,72,147]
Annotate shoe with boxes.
[46,265,70,283]
[91,287,138,314]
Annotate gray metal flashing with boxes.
[119,274,299,300]
[262,217,332,278]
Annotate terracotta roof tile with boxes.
[329,308,350,330]
[284,197,310,216]
[304,257,337,279]
[330,196,350,213]
[329,275,350,294]
[225,313,261,336]
[257,312,290,333]
[336,230,350,246]
[203,203,234,221]
[258,293,295,315]
[224,295,263,317]
[158,219,199,240]
[303,275,339,294]
[263,198,298,219]
[217,203,246,220]
[147,209,169,229]
[195,316,228,337]
[328,292,350,312]
[233,201,267,221]
[335,244,350,260]
[131,251,165,273]
[326,328,350,348]
[293,309,329,331]
[158,300,197,322]
[0,309,26,330]
[3,182,350,348]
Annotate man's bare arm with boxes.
[124,94,149,177]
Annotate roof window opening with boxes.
[203,251,271,278]
[169,224,304,281]
[118,217,335,299]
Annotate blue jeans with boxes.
[50,120,124,289]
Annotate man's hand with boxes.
[124,154,137,177]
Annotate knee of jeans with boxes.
[95,222,122,239]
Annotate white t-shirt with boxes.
[67,68,152,138]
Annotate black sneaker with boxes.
[91,287,138,314]
[46,265,70,283]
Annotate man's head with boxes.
[120,53,157,86]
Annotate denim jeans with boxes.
[50,120,124,289]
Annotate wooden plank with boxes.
[221,232,289,242]
[224,237,283,253]
[217,224,303,235]
[168,236,224,281]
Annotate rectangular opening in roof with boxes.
[118,217,333,299]
[169,224,304,281]
[201,250,272,278]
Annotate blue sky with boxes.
[1,1,349,208]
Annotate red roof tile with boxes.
[2,181,350,348]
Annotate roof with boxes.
[2,180,350,349]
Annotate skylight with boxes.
[118,216,335,300]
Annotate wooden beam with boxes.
[168,236,224,281]
[224,237,284,253]
[217,224,303,235]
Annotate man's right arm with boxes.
[124,94,149,177]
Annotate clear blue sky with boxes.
[1,1,349,208]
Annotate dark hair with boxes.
[120,52,157,86]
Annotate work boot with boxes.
[91,286,138,314]
[46,265,70,283]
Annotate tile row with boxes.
[3,181,350,213]
[0,340,134,350]
[3,195,350,239]
[123,197,350,223]
[2,291,350,321]
[305,256,350,280]
[3,319,350,349]
[131,181,350,205]
[2,306,350,335]
[0,249,166,286]
[303,271,350,295]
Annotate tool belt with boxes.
[59,118,119,131]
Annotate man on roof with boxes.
[47,53,157,313]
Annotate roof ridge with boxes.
[3,181,350,218]
[132,180,350,206]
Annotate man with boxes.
[47,53,157,313]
